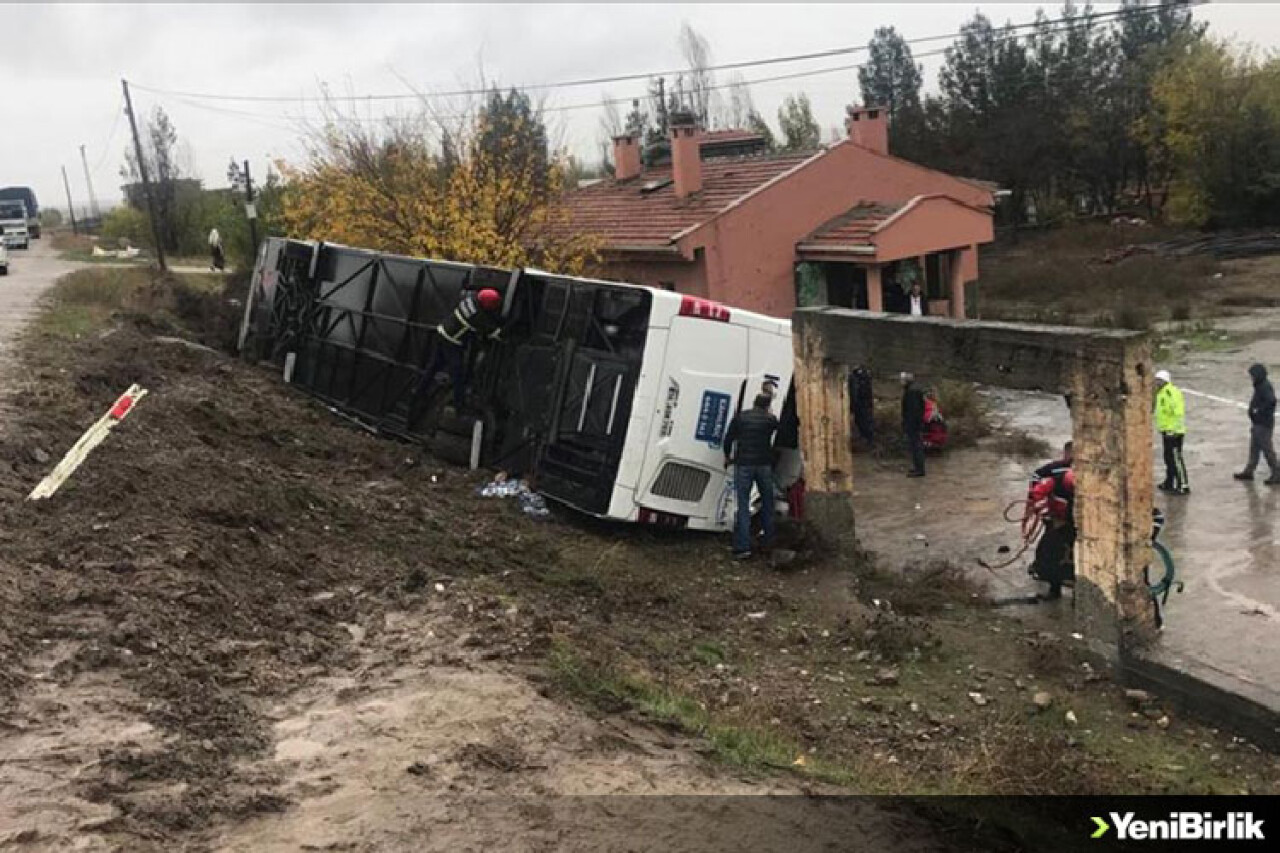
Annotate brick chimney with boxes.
[845,105,889,155]
[613,133,642,181]
[669,111,703,198]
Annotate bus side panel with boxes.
[623,316,796,533]
[609,327,668,497]
[630,317,748,528]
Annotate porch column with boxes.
[949,248,970,319]
[866,264,884,312]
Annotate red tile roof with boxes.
[800,202,901,249]
[555,152,814,249]
[699,129,766,146]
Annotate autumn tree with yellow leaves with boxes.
[279,89,598,274]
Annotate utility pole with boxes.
[61,166,79,236]
[242,159,259,259]
[79,144,101,222]
[121,79,166,272]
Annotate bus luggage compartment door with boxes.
[638,317,748,528]
[537,351,636,515]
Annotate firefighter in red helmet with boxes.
[410,287,505,424]
[1028,441,1076,600]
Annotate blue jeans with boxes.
[733,464,775,554]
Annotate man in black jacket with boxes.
[901,372,926,477]
[848,366,874,445]
[724,394,779,559]
[1235,363,1280,484]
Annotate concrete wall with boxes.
[793,307,1156,654]
[677,141,994,318]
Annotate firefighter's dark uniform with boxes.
[1029,459,1075,599]
[411,292,502,419]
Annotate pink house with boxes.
[558,108,995,319]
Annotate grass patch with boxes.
[980,225,1223,327]
[549,640,815,776]
[988,430,1053,459]
[33,267,147,338]
[934,380,992,445]
[1154,320,1233,362]
[51,231,147,265]
[692,641,726,666]
[28,266,247,354]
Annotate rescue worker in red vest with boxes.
[1028,441,1076,600]
[1155,369,1189,494]
[410,288,504,423]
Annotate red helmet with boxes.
[477,288,502,311]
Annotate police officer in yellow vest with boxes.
[1155,369,1189,495]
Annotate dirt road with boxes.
[0,238,81,363]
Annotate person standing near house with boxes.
[1155,370,1189,495]
[208,228,225,271]
[908,282,927,317]
[1235,363,1280,484]
[901,372,926,477]
[723,393,779,559]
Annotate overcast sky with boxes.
[3,2,1275,214]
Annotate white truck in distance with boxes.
[0,200,30,250]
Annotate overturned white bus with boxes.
[240,238,797,532]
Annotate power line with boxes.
[127,1,1202,105]
[90,95,126,175]
[149,15,1159,129]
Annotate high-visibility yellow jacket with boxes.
[1156,383,1186,435]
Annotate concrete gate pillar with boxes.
[1068,349,1157,654]
[794,325,855,534]
[792,307,1158,654]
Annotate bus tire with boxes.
[429,432,473,467]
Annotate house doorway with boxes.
[795,262,869,309]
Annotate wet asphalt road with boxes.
[854,315,1280,713]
